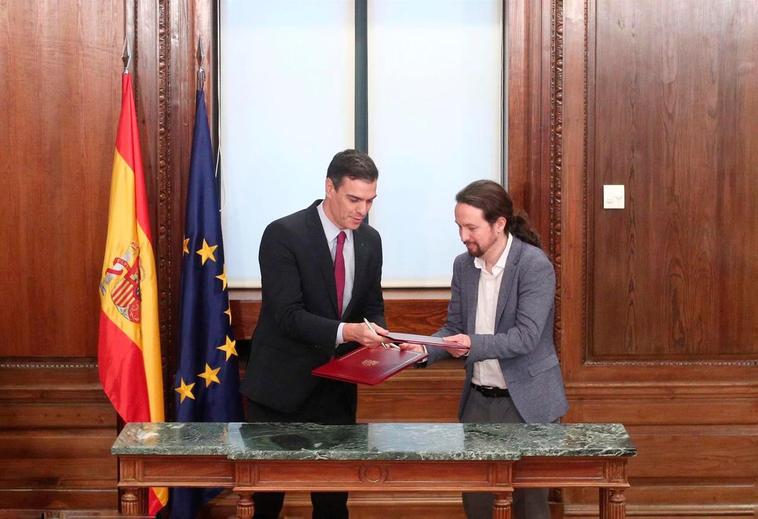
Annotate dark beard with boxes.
[465,242,484,257]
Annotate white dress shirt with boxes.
[471,233,512,388]
[317,202,355,345]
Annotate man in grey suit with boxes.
[403,180,568,519]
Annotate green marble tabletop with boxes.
[112,422,636,461]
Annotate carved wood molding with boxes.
[0,358,98,369]
[156,0,174,359]
[581,0,590,368]
[550,0,564,361]
[564,503,757,518]
[584,358,757,367]
[566,381,758,397]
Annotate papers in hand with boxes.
[378,332,469,350]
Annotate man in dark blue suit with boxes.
[240,149,387,519]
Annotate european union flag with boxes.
[171,88,243,518]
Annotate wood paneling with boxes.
[559,0,758,515]
[623,425,758,479]
[587,0,758,361]
[567,481,756,518]
[0,1,124,357]
[0,0,132,484]
[567,385,757,425]
[230,296,449,340]
[157,0,217,376]
[0,366,117,510]
[357,359,464,423]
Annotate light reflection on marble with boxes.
[113,422,636,461]
[112,422,231,456]
[231,423,495,461]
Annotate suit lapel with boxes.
[494,237,523,328]
[463,257,480,333]
[305,202,339,317]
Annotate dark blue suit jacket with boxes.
[240,200,385,414]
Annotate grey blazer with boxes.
[427,237,568,423]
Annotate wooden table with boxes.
[113,422,636,518]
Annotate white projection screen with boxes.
[219,0,504,287]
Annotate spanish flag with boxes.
[98,72,167,515]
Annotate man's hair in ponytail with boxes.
[455,180,542,249]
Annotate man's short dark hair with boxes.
[326,149,379,189]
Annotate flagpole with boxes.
[117,31,132,515]
[196,36,205,91]
[122,36,131,74]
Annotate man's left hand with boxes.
[442,334,471,357]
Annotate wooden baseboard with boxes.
[199,490,565,519]
[198,491,465,519]
[564,503,756,518]
[0,512,138,519]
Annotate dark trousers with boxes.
[252,491,347,519]
[461,390,551,519]
[246,378,356,519]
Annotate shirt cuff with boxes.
[336,322,345,345]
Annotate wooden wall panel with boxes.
[0,366,118,510]
[0,0,159,514]
[559,0,758,515]
[623,425,758,479]
[567,383,758,425]
[0,0,124,358]
[588,0,758,361]
[356,359,464,423]
[230,295,450,340]
[157,0,217,378]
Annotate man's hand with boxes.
[442,334,471,358]
[343,322,389,348]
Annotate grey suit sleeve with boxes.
[466,254,555,362]
[259,224,339,349]
[427,256,465,364]
[437,255,465,337]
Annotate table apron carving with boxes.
[118,456,629,518]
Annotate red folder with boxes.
[312,346,427,385]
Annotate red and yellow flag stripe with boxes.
[98,72,167,514]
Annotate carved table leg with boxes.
[600,487,626,519]
[120,487,141,515]
[236,491,254,519]
[492,491,513,519]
